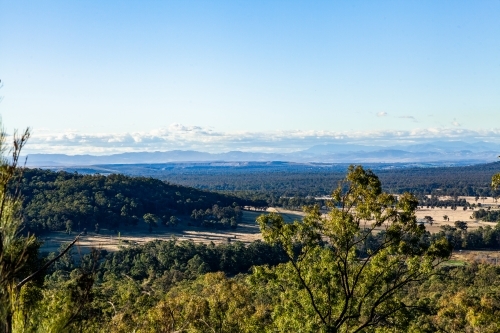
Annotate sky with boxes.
[1,1,500,154]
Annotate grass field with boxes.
[39,208,305,254]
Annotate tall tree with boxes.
[492,172,500,190]
[255,165,452,333]
[0,125,35,332]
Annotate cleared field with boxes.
[430,195,500,207]
[40,209,305,254]
[415,207,497,233]
[450,249,500,266]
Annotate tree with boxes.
[143,213,158,233]
[443,215,449,221]
[116,272,269,332]
[0,125,36,331]
[169,215,178,227]
[255,165,451,333]
[65,220,73,234]
[454,221,468,231]
[492,172,500,190]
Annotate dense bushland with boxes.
[17,169,259,234]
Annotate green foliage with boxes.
[454,220,468,230]
[254,165,452,333]
[473,208,500,222]
[142,213,158,233]
[0,126,40,329]
[404,264,500,332]
[190,204,242,229]
[99,239,288,281]
[18,169,254,233]
[492,172,500,190]
[112,272,270,333]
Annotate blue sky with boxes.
[1,1,500,154]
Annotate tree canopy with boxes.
[255,165,452,333]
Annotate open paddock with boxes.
[428,195,500,207]
[415,207,498,232]
[449,249,500,266]
[39,209,305,254]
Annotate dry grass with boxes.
[414,207,497,233]
[39,209,305,254]
[432,195,500,207]
[450,249,500,266]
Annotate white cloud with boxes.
[452,119,461,127]
[376,112,387,117]
[22,124,500,155]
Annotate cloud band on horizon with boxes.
[23,124,500,155]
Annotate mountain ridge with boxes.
[25,140,500,166]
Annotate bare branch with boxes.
[16,232,83,290]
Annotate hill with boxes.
[18,168,262,234]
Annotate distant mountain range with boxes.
[25,140,500,167]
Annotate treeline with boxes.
[433,222,500,250]
[190,204,242,229]
[418,195,469,208]
[472,208,500,222]
[18,169,262,234]
[98,239,288,280]
[357,222,500,253]
[38,162,500,210]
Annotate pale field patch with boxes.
[414,207,497,233]
[428,195,500,206]
[39,209,305,254]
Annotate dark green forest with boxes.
[17,169,262,234]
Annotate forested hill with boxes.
[18,168,263,234]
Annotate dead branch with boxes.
[16,232,83,290]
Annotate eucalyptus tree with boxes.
[143,213,159,233]
[0,126,36,332]
[255,165,452,333]
[492,172,500,190]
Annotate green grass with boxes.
[441,259,466,267]
[242,210,303,224]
